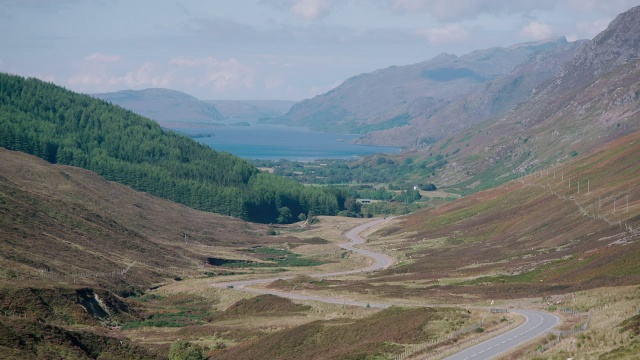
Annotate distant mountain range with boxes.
[93,88,225,125]
[357,38,588,147]
[208,99,296,120]
[265,37,573,136]
[93,88,295,126]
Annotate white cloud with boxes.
[69,60,170,90]
[85,52,121,62]
[112,62,171,88]
[519,21,553,40]
[169,56,255,92]
[416,23,469,44]
[291,0,333,19]
[391,0,556,21]
[66,54,256,96]
[260,0,335,20]
[169,56,218,67]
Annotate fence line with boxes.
[521,175,639,245]
[393,323,482,360]
[536,309,590,354]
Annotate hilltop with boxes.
[93,88,224,126]
[0,73,349,224]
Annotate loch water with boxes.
[172,123,401,161]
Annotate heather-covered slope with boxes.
[0,149,289,358]
[0,148,270,294]
[369,130,640,299]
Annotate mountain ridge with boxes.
[268,37,570,134]
[93,88,225,125]
[357,38,588,147]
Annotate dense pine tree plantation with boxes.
[0,73,345,223]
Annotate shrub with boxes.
[168,340,206,360]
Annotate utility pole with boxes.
[578,180,580,194]
[614,198,616,213]
[627,195,630,213]
[588,179,590,194]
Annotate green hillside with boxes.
[0,73,342,223]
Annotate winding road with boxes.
[212,218,559,358]
[443,310,559,360]
[213,217,394,307]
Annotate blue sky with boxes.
[1,0,637,100]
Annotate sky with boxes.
[1,0,638,101]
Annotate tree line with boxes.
[0,73,348,223]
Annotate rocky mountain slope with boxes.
[432,5,640,190]
[93,88,224,125]
[270,37,570,135]
[359,39,588,147]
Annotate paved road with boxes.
[212,218,559,354]
[212,217,394,307]
[315,217,394,277]
[443,310,559,360]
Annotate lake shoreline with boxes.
[166,122,401,161]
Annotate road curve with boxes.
[212,217,394,307]
[213,218,559,354]
[443,309,559,360]
[314,217,394,277]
